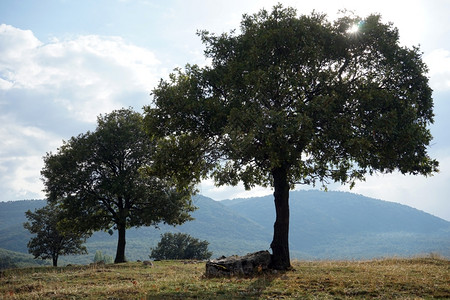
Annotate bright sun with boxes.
[348,24,359,34]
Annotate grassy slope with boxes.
[1,257,449,299]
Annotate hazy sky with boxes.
[1,0,449,221]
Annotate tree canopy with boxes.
[41,108,196,263]
[24,203,88,267]
[145,5,438,270]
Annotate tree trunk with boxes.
[52,253,58,267]
[270,166,291,270]
[115,223,127,263]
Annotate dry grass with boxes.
[1,257,449,299]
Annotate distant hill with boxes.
[77,195,271,263]
[0,199,46,253]
[222,191,450,259]
[0,196,271,264]
[0,191,449,265]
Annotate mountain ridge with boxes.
[221,190,450,259]
[0,191,448,265]
[223,190,449,233]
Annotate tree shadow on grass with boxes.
[243,272,281,298]
[145,271,285,299]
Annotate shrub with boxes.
[150,233,212,260]
[93,250,113,264]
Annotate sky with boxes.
[0,0,449,221]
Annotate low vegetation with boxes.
[1,257,448,299]
[150,233,212,260]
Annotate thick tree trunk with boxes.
[270,166,291,270]
[115,224,127,263]
[52,254,58,267]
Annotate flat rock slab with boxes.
[205,250,271,277]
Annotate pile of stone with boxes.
[205,250,271,277]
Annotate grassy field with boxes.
[1,257,449,299]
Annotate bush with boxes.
[93,250,113,264]
[150,233,212,260]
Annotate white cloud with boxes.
[0,114,60,156]
[425,48,450,91]
[0,25,161,122]
[0,113,62,200]
[0,25,164,201]
[0,24,42,60]
[0,77,13,89]
[0,155,45,200]
[199,178,273,200]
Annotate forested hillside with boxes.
[223,191,450,259]
[1,191,449,267]
[0,247,50,269]
[0,200,46,253]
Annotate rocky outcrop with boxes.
[205,250,271,277]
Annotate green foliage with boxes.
[146,5,437,189]
[41,108,197,263]
[23,203,88,267]
[150,232,212,260]
[145,4,438,269]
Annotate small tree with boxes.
[103,254,114,264]
[41,108,197,263]
[93,250,103,263]
[150,233,212,260]
[93,250,113,264]
[24,203,88,267]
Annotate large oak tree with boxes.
[145,6,438,269]
[42,108,196,263]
